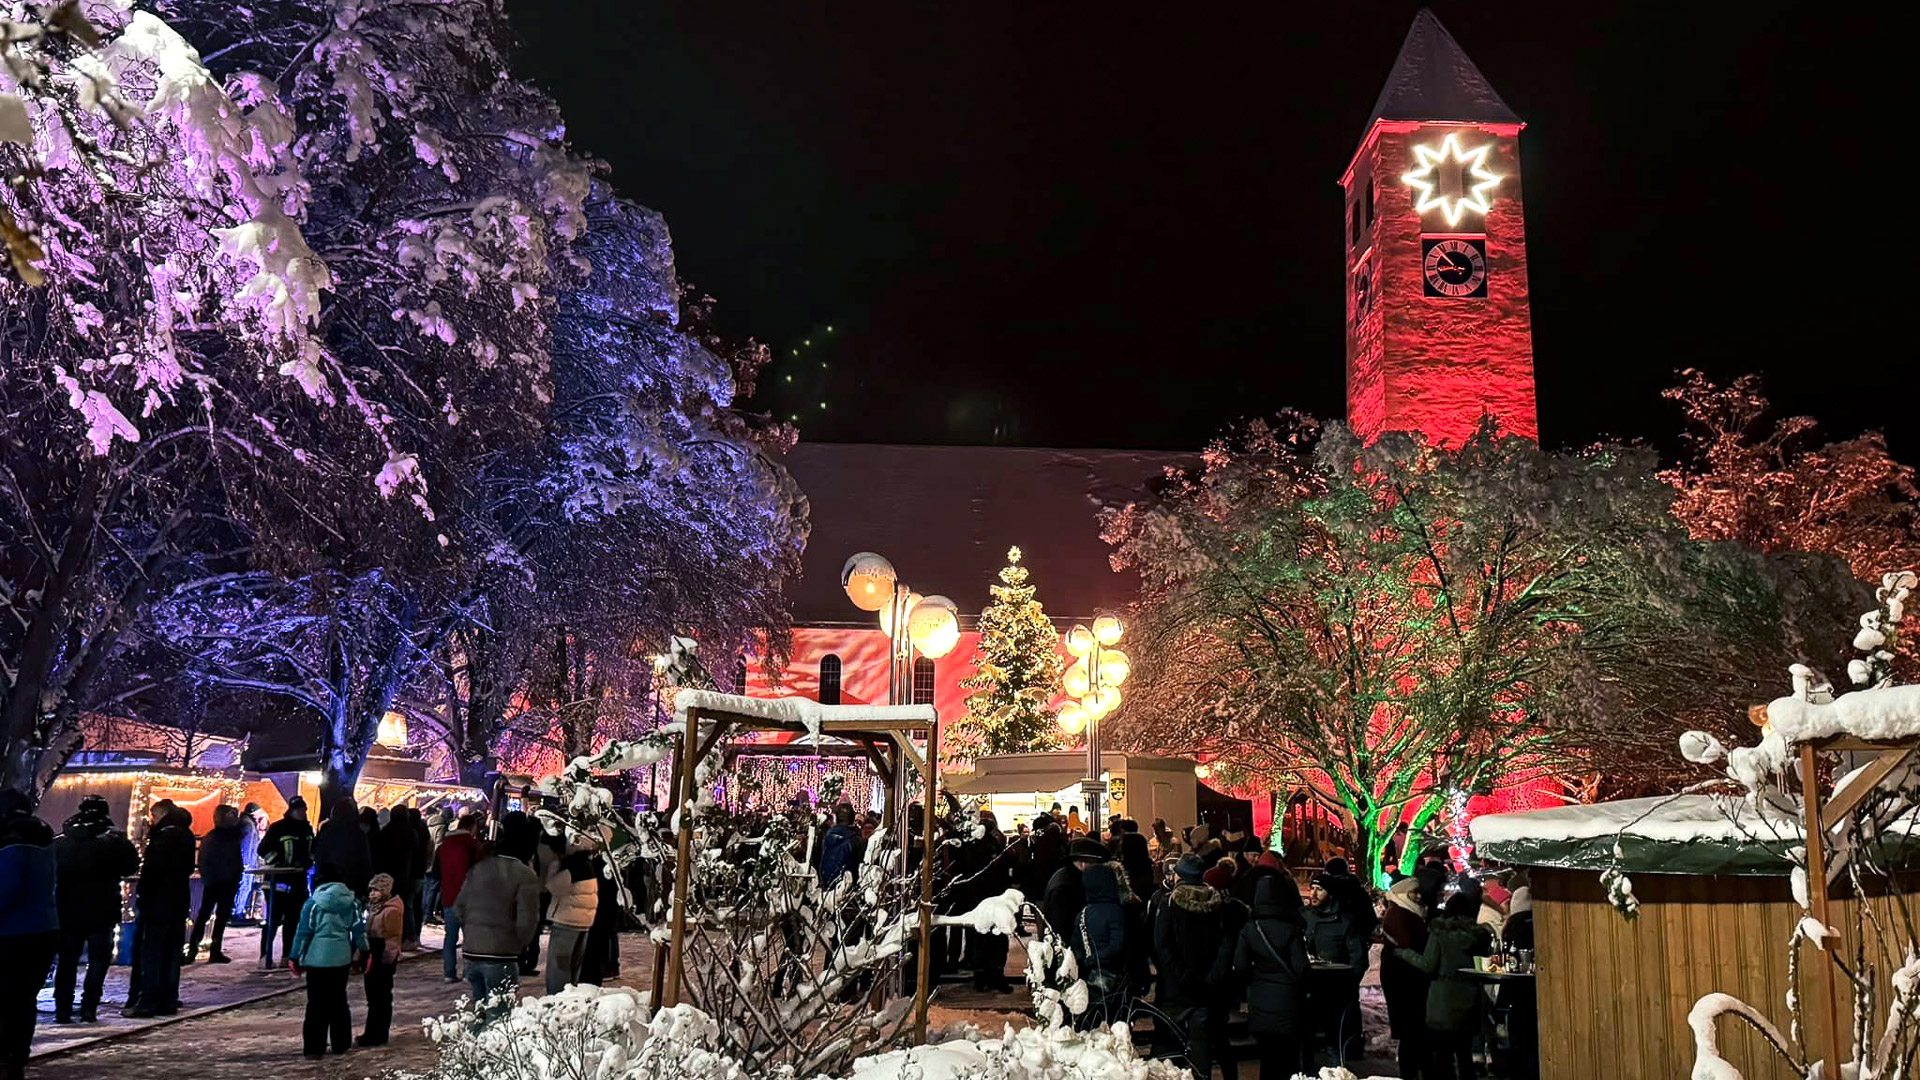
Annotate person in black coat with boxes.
[52,795,140,1023]
[374,810,419,944]
[257,798,314,966]
[0,789,58,1080]
[1042,837,1108,942]
[311,798,373,898]
[1499,887,1538,1080]
[1153,854,1248,1080]
[961,811,1015,992]
[1072,862,1129,1027]
[127,805,196,1016]
[1233,875,1311,1080]
[1305,865,1374,1063]
[187,804,245,964]
[406,806,434,946]
[1024,814,1066,918]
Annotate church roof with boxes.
[780,443,1197,626]
[1365,9,1519,136]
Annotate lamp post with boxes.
[1057,614,1128,835]
[840,552,960,704]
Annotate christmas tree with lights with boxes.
[957,547,1065,763]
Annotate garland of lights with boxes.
[718,756,883,812]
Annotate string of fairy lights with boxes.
[717,755,884,813]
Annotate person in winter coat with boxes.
[578,854,623,986]
[961,811,1015,992]
[1152,853,1247,1080]
[1118,832,1157,905]
[1378,877,1433,1078]
[233,802,268,923]
[1499,887,1538,1080]
[50,795,139,1025]
[452,846,542,1020]
[127,804,196,1017]
[312,799,373,898]
[289,880,367,1059]
[1305,864,1375,1062]
[431,813,486,980]
[372,810,417,947]
[817,803,867,887]
[0,790,57,1080]
[1232,875,1311,1080]
[1043,837,1109,942]
[544,842,598,994]
[495,811,551,976]
[1023,814,1066,920]
[258,798,314,967]
[1072,862,1129,1027]
[359,873,404,1047]
[1396,892,1495,1080]
[188,804,246,964]
[406,806,434,947]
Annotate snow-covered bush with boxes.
[408,985,752,1080]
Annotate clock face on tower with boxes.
[1352,262,1372,326]
[1422,236,1487,298]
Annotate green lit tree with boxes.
[956,547,1065,765]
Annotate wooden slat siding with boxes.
[1532,869,1858,1080]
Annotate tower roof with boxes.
[1365,9,1519,137]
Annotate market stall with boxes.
[946,750,1197,830]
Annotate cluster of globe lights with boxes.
[841,552,960,660]
[1057,615,1127,736]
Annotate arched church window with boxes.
[819,654,842,706]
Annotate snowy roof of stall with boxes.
[1473,795,1920,876]
[781,443,1196,625]
[1364,9,1519,139]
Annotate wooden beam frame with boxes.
[656,702,940,1042]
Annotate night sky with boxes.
[504,2,1905,457]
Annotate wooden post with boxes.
[914,714,939,1045]
[1799,741,1848,1074]
[664,707,705,1009]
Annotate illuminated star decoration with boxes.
[1400,133,1502,227]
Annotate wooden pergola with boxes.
[653,693,941,1041]
[1797,732,1920,1075]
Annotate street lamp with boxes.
[841,552,959,705]
[1060,613,1128,835]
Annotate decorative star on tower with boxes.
[1400,133,1502,227]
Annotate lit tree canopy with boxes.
[953,546,1063,767]
[1102,417,1864,883]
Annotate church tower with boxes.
[1342,10,1537,448]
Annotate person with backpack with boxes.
[187,804,245,964]
[51,795,139,1025]
[289,878,367,1059]
[1233,875,1312,1080]
[817,803,866,887]
[1396,891,1495,1080]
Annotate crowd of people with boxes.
[0,790,626,1077]
[926,804,1537,1080]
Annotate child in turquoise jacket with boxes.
[290,880,367,1058]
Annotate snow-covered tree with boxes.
[2,2,334,796]
[953,546,1063,767]
[1103,416,1863,883]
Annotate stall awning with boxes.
[1470,795,1863,877]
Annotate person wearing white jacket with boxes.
[543,842,599,994]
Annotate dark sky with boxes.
[505,2,1906,457]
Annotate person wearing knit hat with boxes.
[1202,858,1237,892]
[1378,877,1432,1078]
[359,872,403,1047]
[1152,848,1247,1079]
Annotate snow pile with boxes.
[415,985,750,1080]
[841,1022,1184,1080]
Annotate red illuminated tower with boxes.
[1342,10,1538,447]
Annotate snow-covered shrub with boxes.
[842,1022,1185,1080]
[408,985,752,1080]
